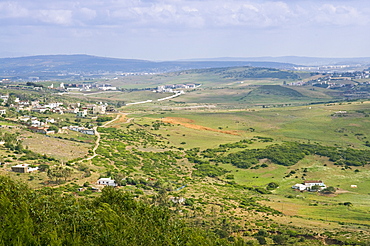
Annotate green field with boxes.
[139,101,370,149]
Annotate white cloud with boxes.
[1,0,370,29]
[1,0,370,59]
[315,4,369,26]
[0,2,28,18]
[37,9,73,25]
[77,7,97,21]
[209,1,295,28]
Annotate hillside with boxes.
[0,95,370,245]
[0,64,370,245]
[185,56,370,66]
[0,54,296,80]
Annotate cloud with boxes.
[314,4,369,26]
[1,0,369,30]
[77,7,97,22]
[37,9,73,25]
[0,2,28,18]
[209,2,294,28]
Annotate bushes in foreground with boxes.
[0,176,229,246]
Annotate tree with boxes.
[272,234,288,245]
[5,94,17,106]
[47,166,72,184]
[321,186,336,194]
[266,182,279,190]
[255,236,267,245]
[48,125,59,133]
[310,185,321,191]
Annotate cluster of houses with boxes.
[0,93,112,116]
[56,82,117,92]
[156,84,199,93]
[292,180,326,191]
[19,115,55,126]
[16,114,96,135]
[0,93,115,135]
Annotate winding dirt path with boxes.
[78,113,124,162]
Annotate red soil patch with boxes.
[161,117,240,135]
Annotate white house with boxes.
[19,116,31,122]
[45,102,63,109]
[76,110,88,118]
[98,86,117,91]
[292,180,326,191]
[304,180,326,191]
[0,95,9,103]
[69,126,95,135]
[31,120,43,127]
[65,108,79,114]
[66,87,81,92]
[79,129,95,135]
[69,126,84,132]
[97,177,117,187]
[31,106,48,113]
[11,164,39,173]
[93,105,106,115]
[291,183,307,191]
[46,118,55,124]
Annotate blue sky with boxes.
[1,0,370,60]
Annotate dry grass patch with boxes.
[22,133,91,161]
[162,117,240,136]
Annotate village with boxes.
[0,93,117,136]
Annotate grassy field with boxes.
[138,101,370,149]
[110,66,303,89]
[21,131,92,162]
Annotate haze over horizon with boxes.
[1,0,370,60]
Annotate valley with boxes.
[0,63,370,245]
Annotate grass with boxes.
[130,104,370,230]
[139,101,370,148]
[21,131,92,162]
[109,109,370,231]
[243,154,370,226]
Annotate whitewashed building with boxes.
[291,183,307,191]
[97,178,117,187]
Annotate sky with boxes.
[1,0,370,60]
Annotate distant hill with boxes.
[183,56,370,66]
[250,85,305,97]
[171,66,300,80]
[0,54,296,80]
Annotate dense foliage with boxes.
[215,142,370,168]
[0,176,230,246]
